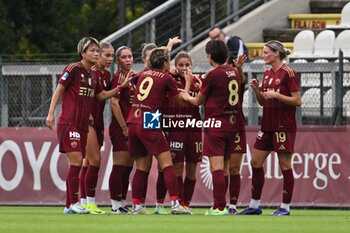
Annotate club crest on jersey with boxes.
[62,72,69,80]
[275,79,280,85]
[81,74,85,79]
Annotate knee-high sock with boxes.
[163,166,179,201]
[79,166,87,199]
[156,172,167,203]
[212,170,226,210]
[67,165,81,205]
[183,177,196,206]
[252,167,265,200]
[224,175,229,194]
[282,169,294,203]
[132,169,149,205]
[122,166,133,200]
[66,178,71,208]
[141,171,149,204]
[229,174,241,205]
[109,165,125,201]
[85,165,100,197]
[177,176,184,202]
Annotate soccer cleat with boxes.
[111,207,132,214]
[69,202,90,214]
[154,204,167,215]
[183,206,193,215]
[171,205,192,215]
[269,208,290,216]
[228,207,238,215]
[204,207,214,215]
[209,208,229,216]
[132,207,151,215]
[86,203,106,214]
[81,204,87,208]
[237,206,262,215]
[63,207,74,214]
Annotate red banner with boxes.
[0,126,349,207]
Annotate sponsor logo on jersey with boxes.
[170,141,184,150]
[69,131,81,140]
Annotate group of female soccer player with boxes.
[46,36,301,216]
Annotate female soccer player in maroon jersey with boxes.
[78,42,114,215]
[46,37,133,214]
[154,51,202,215]
[238,40,301,216]
[108,46,136,214]
[182,40,243,215]
[126,47,191,215]
[226,54,248,215]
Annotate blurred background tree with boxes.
[0,0,166,58]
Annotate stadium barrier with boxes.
[0,126,349,207]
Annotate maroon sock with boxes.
[109,165,125,200]
[141,171,149,204]
[282,169,294,203]
[65,179,70,208]
[163,166,179,201]
[67,165,81,204]
[79,166,87,199]
[85,165,100,197]
[156,171,167,202]
[122,166,133,200]
[132,169,149,204]
[183,177,196,205]
[252,167,265,200]
[229,174,241,205]
[224,175,229,194]
[177,176,184,202]
[212,170,226,210]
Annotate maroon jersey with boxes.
[91,65,111,130]
[260,64,299,132]
[165,74,201,129]
[57,62,102,132]
[127,69,179,124]
[109,71,136,135]
[200,65,243,132]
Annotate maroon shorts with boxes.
[254,130,296,153]
[203,131,235,160]
[94,127,104,147]
[57,124,88,157]
[232,131,247,153]
[168,130,202,163]
[128,123,170,158]
[110,129,128,152]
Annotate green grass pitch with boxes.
[0,206,349,233]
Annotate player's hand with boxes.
[167,36,182,49]
[193,75,202,90]
[250,78,260,90]
[122,70,136,88]
[46,113,55,130]
[233,54,247,69]
[262,90,277,100]
[184,67,193,83]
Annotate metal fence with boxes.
[102,0,267,62]
[1,55,349,127]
